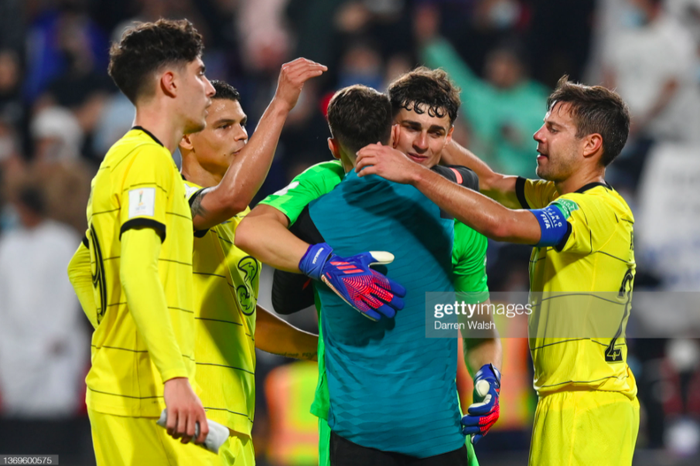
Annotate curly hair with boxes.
[108,19,204,104]
[388,67,461,125]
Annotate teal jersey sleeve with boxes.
[258,160,345,225]
[452,221,489,303]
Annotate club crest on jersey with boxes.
[237,256,260,316]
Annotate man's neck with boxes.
[181,153,224,188]
[339,146,356,174]
[133,101,184,154]
[555,166,606,195]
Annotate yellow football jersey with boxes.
[184,180,261,438]
[516,178,637,398]
[85,127,195,417]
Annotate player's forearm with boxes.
[411,167,540,244]
[464,337,502,378]
[120,228,188,382]
[442,141,520,208]
[67,242,99,329]
[235,205,309,272]
[255,305,318,361]
[458,298,502,376]
[193,100,291,230]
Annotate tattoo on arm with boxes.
[190,188,211,219]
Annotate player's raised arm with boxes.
[188,58,327,230]
[441,140,521,209]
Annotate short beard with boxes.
[183,118,206,135]
[537,158,575,182]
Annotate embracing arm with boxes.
[234,204,310,272]
[191,59,327,230]
[415,165,540,244]
[356,144,541,244]
[255,305,318,361]
[441,141,521,209]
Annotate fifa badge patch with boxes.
[552,198,579,219]
[128,187,156,218]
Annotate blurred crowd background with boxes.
[0,0,699,464]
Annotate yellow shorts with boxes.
[529,391,639,466]
[219,433,255,466]
[88,409,254,466]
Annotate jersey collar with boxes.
[132,126,165,147]
[574,181,612,194]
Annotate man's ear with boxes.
[390,124,400,148]
[180,134,194,152]
[582,133,603,159]
[328,138,341,160]
[160,70,177,98]
[445,125,454,144]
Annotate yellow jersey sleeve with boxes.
[516,177,558,209]
[550,193,616,255]
[118,148,173,241]
[67,239,98,329]
[120,227,188,382]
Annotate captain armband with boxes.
[529,204,569,248]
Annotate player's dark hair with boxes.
[327,85,393,154]
[547,76,630,167]
[388,67,461,125]
[211,80,240,102]
[108,19,204,104]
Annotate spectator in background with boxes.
[439,0,526,83]
[31,107,83,162]
[24,0,109,104]
[35,11,114,139]
[416,5,549,178]
[526,0,595,87]
[0,0,24,56]
[0,50,24,129]
[602,0,700,187]
[27,106,92,234]
[0,119,23,233]
[337,40,383,90]
[604,0,700,142]
[0,183,88,418]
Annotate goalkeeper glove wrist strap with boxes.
[475,363,501,388]
[299,243,333,281]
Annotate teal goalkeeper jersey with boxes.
[260,161,488,459]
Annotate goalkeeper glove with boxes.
[298,243,406,321]
[461,363,501,444]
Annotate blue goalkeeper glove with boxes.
[461,363,501,444]
[298,243,406,321]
